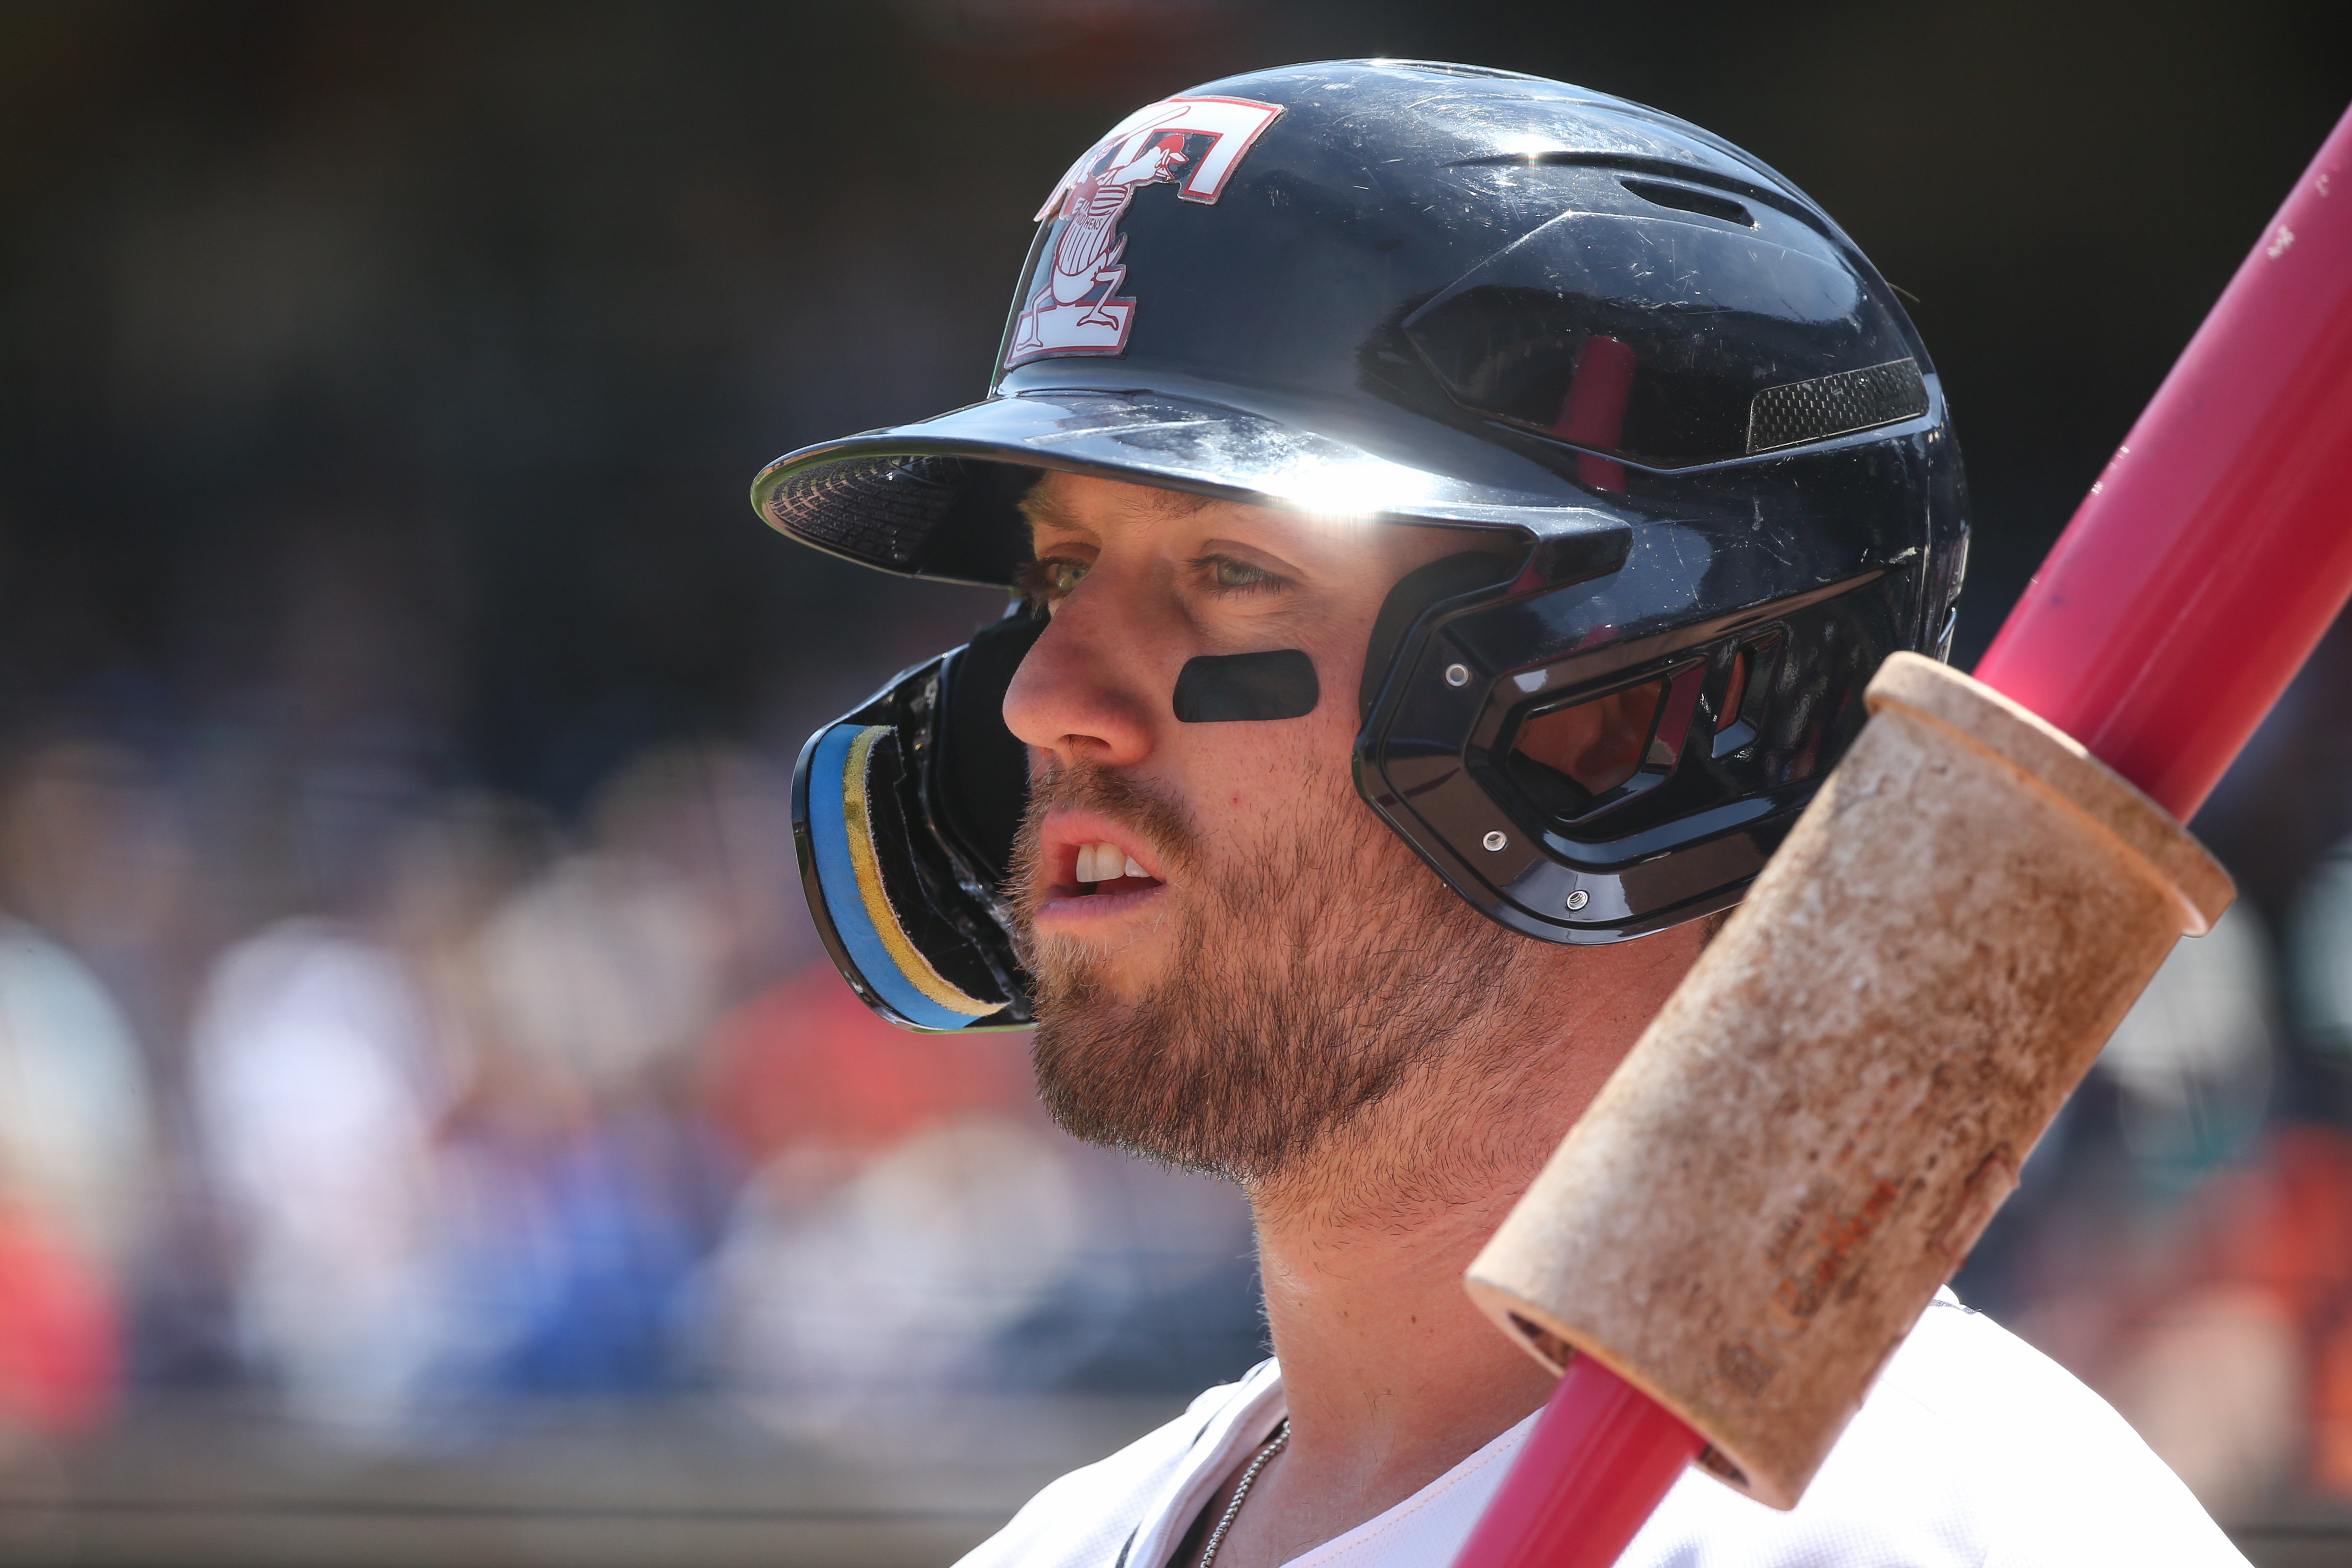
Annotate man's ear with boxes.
[1358,552,1522,722]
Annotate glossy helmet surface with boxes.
[760,59,1968,1028]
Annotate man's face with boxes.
[1001,473,1529,1183]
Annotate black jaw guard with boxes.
[1355,532,1911,944]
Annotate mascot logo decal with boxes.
[1006,95,1284,367]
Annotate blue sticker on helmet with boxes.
[806,723,1001,1031]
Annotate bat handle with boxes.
[1451,1357,1704,1568]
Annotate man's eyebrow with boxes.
[1137,486,1219,518]
[1017,482,1087,543]
[1017,476,1221,543]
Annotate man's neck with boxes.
[1199,926,1706,1567]
[1254,1168,1557,1502]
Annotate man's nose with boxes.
[1001,586,1160,771]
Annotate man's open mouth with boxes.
[1069,840,1164,896]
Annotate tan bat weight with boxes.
[1467,651,2234,1509]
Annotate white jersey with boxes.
[957,1292,2247,1568]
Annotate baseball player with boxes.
[755,60,2249,1567]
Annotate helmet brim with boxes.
[750,385,1617,587]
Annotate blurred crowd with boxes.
[0,730,1261,1462]
[8,701,2352,1528]
[0,0,2346,1545]
[1952,835,2352,1522]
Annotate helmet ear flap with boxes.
[791,602,1046,1033]
[1359,551,1522,723]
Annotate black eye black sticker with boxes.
[1173,649,1320,723]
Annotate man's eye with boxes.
[1017,557,1089,608]
[1203,556,1283,593]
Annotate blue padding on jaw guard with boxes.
[806,723,991,1031]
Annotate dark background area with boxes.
[1,4,2349,1563]
[3,0,2344,829]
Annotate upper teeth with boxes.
[1077,842,1149,883]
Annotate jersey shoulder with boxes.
[1646,1294,2246,1567]
[953,1362,1276,1568]
[1628,1295,2247,1567]
[1862,1294,2249,1565]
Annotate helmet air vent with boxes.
[1620,178,1756,228]
[1403,208,1915,470]
[1747,359,1930,454]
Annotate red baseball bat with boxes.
[1455,98,2352,1568]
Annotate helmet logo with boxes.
[1006,95,1283,368]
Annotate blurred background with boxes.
[0,2,2346,1563]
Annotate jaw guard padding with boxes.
[805,722,1005,1030]
[1466,653,2233,1508]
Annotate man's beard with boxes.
[1008,760,1523,1185]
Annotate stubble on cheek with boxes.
[1007,757,1520,1185]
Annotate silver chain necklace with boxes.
[1197,1418,1291,1568]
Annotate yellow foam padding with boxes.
[842,725,1000,1018]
